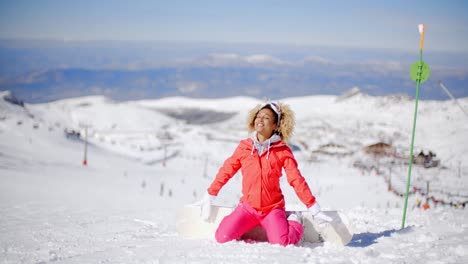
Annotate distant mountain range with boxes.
[1,39,467,102]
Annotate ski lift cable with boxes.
[438,80,468,118]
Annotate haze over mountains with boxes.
[1,39,467,103]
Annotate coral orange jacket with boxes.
[208,138,316,213]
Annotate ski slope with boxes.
[1,90,467,263]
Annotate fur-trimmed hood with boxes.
[246,102,295,143]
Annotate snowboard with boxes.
[176,204,353,246]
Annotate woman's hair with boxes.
[247,102,295,142]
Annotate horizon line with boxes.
[2,37,466,54]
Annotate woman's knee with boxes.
[268,222,303,246]
[215,228,234,243]
[268,235,290,246]
[214,203,258,243]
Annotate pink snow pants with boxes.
[215,202,303,246]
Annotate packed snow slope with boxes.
[1,90,467,263]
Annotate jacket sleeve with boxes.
[207,143,243,196]
[282,148,316,208]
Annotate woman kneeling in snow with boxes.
[201,101,331,246]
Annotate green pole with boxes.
[401,51,422,229]
[402,24,430,229]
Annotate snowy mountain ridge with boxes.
[1,91,467,263]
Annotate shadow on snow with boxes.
[347,229,398,248]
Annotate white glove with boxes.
[200,192,216,221]
[308,203,333,224]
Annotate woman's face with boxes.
[254,108,277,138]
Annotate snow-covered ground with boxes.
[1,90,467,263]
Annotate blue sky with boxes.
[0,0,467,52]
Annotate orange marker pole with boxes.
[83,126,88,166]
